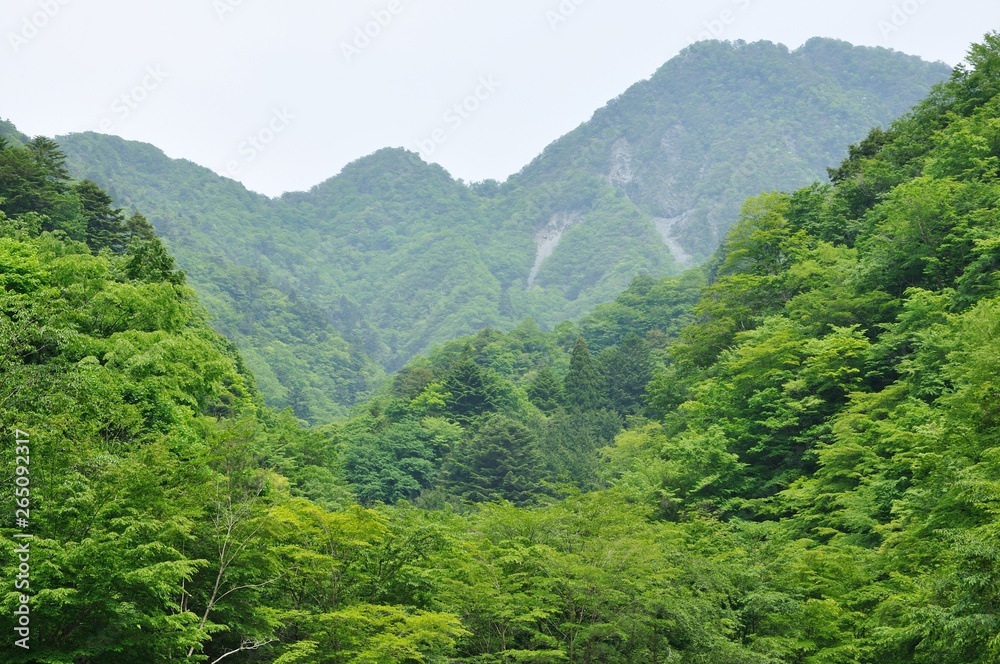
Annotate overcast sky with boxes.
[2,0,998,196]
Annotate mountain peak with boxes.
[53,37,952,417]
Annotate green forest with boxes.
[4,32,1000,664]
[54,39,949,423]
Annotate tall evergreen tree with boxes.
[124,211,158,244]
[28,136,71,187]
[74,179,127,253]
[444,415,545,505]
[442,356,501,424]
[124,237,185,284]
[598,333,655,415]
[526,365,564,414]
[564,337,605,411]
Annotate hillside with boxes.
[0,119,28,145]
[54,39,950,421]
[4,30,1000,664]
[303,33,1000,661]
[56,135,386,423]
[507,37,952,260]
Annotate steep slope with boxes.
[6,31,1000,664]
[54,38,950,418]
[502,38,952,263]
[316,33,1000,662]
[0,118,28,145]
[57,134,385,422]
[0,140,468,663]
[274,149,503,365]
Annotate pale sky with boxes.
[2,0,997,196]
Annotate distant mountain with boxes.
[0,118,28,145]
[506,38,952,260]
[51,38,951,420]
[54,135,385,423]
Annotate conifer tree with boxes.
[442,356,500,424]
[444,415,544,505]
[28,136,71,186]
[125,211,158,244]
[526,366,564,414]
[564,337,605,411]
[599,334,654,414]
[74,179,128,253]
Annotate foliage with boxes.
[53,39,948,421]
[7,31,1000,664]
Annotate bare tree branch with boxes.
[209,638,276,664]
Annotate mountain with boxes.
[506,37,952,260]
[296,32,1000,661]
[6,29,1000,664]
[0,118,28,145]
[53,39,951,420]
[52,134,386,423]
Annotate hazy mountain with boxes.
[0,118,28,145]
[54,134,385,422]
[507,37,952,260]
[8,32,1000,661]
[53,38,951,420]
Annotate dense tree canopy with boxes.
[53,39,948,423]
[4,31,1000,664]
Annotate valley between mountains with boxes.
[47,38,950,422]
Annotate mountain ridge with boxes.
[46,37,951,420]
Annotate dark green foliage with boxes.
[341,420,442,505]
[0,137,80,239]
[597,333,654,415]
[6,32,1000,664]
[525,365,563,413]
[54,40,947,422]
[124,237,185,284]
[442,356,504,425]
[443,415,545,505]
[124,210,157,243]
[564,337,606,411]
[539,407,622,490]
[74,179,128,253]
[580,269,705,352]
[827,126,892,183]
[27,136,70,183]
[326,281,688,508]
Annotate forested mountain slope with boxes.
[54,39,949,421]
[4,31,1000,664]
[57,134,385,423]
[0,119,28,145]
[506,37,951,261]
[303,33,1000,662]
